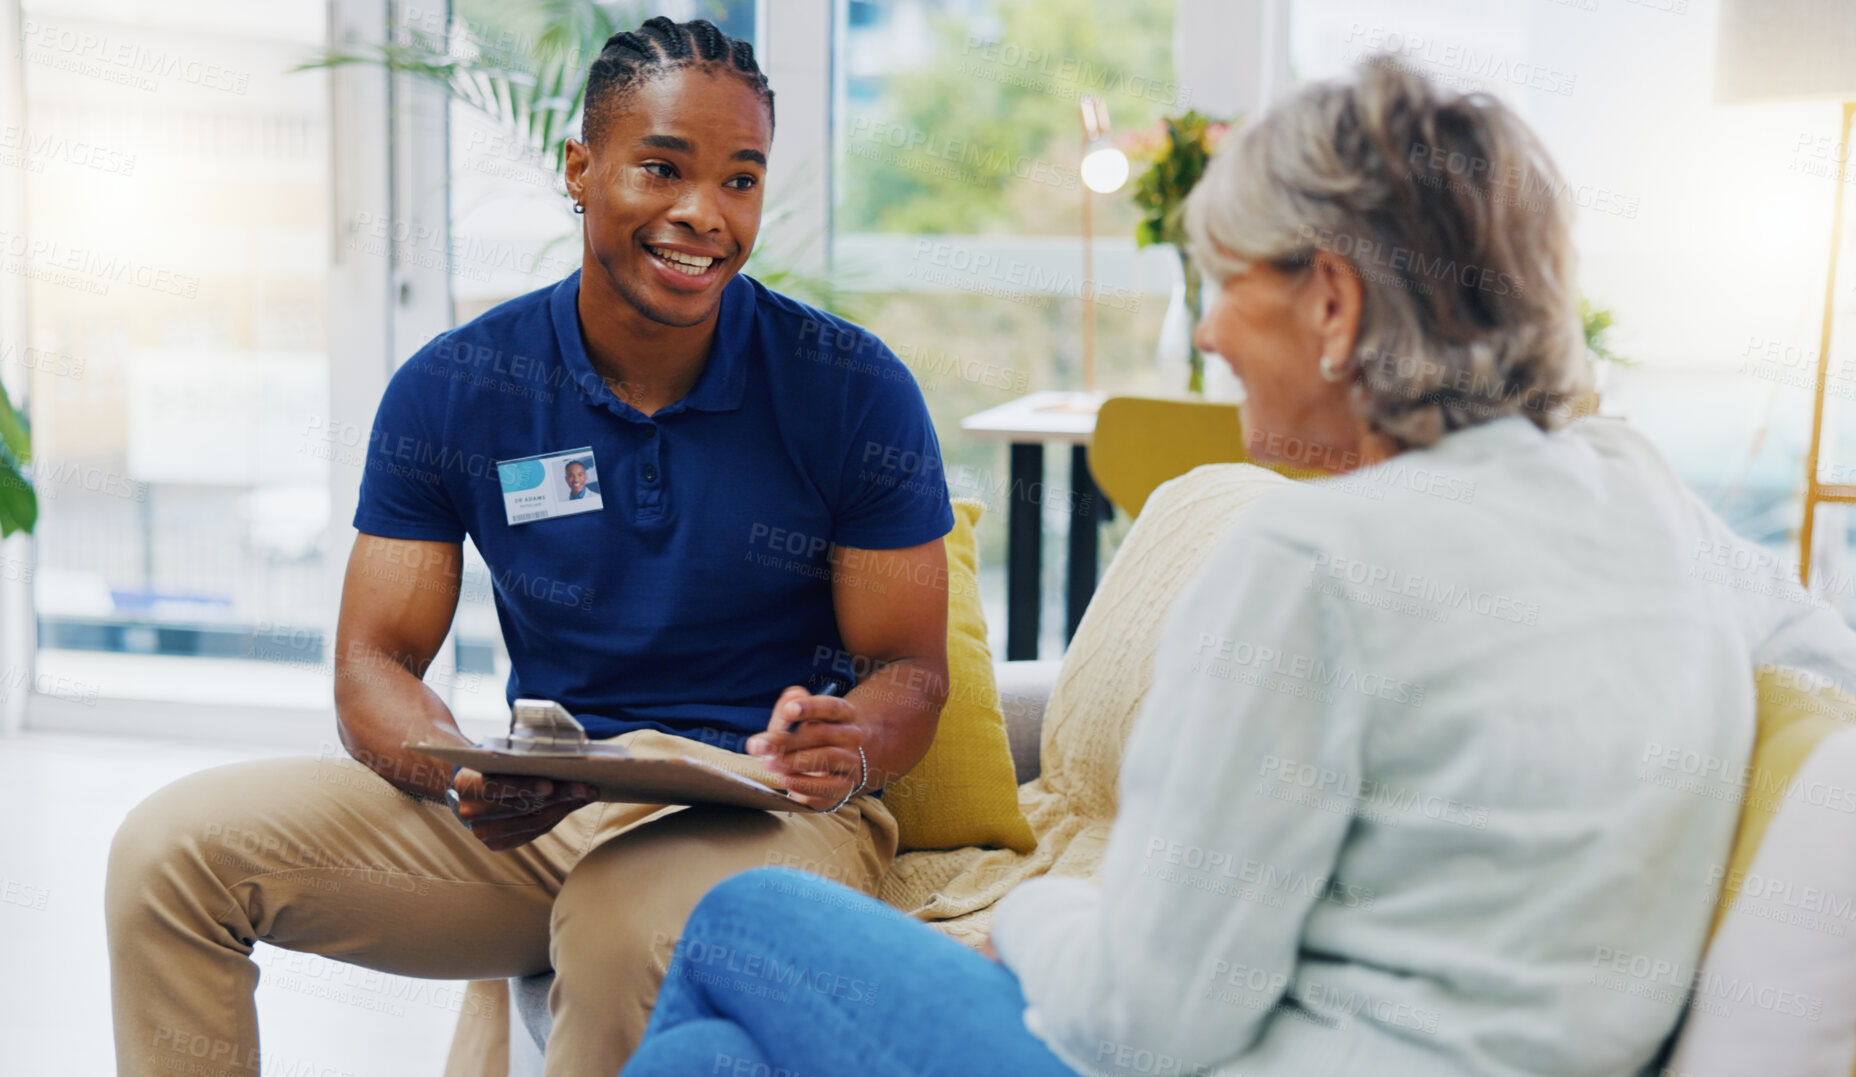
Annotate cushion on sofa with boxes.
[1668,666,1856,1076]
[883,498,1037,853]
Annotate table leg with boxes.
[1067,444,1104,641]
[1006,442,1043,661]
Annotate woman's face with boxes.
[1194,252,1372,472]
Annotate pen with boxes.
[783,676,847,734]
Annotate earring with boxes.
[573,201,585,215]
[1318,353,1349,383]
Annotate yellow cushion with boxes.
[1707,666,1856,943]
[884,499,1038,853]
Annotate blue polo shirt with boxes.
[353,271,954,748]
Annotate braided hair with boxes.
[582,16,774,146]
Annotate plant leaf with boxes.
[0,382,31,466]
[0,434,37,536]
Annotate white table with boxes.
[960,391,1108,660]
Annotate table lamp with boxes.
[1714,0,1856,584]
[1079,95,1129,394]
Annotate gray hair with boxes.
[1184,57,1590,449]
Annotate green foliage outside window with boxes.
[839,0,1180,237]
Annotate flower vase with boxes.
[1154,252,1205,396]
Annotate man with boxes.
[563,459,597,500]
[106,17,952,1077]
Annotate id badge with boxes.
[497,446,603,525]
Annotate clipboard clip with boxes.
[509,698,590,756]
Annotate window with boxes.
[13,0,761,730]
[18,0,338,714]
[831,0,1184,654]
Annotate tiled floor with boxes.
[4,732,470,1076]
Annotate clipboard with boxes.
[409,699,816,813]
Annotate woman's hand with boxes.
[746,685,867,810]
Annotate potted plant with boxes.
[1578,297,1632,416]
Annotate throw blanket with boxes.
[879,463,1291,945]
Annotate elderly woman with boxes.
[619,59,1856,1077]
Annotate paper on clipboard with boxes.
[409,698,815,813]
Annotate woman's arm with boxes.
[992,525,1375,1072]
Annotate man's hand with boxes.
[745,685,867,810]
[448,769,598,852]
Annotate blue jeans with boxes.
[620,868,1081,1077]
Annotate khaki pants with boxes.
[106,731,898,1077]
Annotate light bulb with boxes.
[1080,144,1129,194]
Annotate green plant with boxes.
[1127,110,1231,394]
[838,0,1179,236]
[305,0,622,177]
[1581,297,1631,366]
[1128,111,1227,250]
[0,386,34,536]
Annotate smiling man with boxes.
[563,459,595,500]
[105,17,953,1077]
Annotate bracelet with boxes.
[820,746,868,815]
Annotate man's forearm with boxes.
[334,640,470,800]
[844,656,949,791]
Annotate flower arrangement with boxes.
[1127,110,1232,394]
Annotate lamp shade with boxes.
[1715,0,1856,103]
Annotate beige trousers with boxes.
[106,731,898,1077]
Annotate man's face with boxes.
[565,67,772,328]
[565,462,587,494]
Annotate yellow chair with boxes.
[1088,396,1322,518]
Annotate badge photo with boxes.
[498,447,603,525]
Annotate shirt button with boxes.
[642,464,659,483]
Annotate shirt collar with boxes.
[550,269,753,418]
[1427,414,1547,461]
